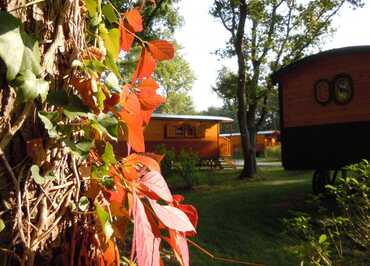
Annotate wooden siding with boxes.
[280,52,370,128]
[143,119,223,158]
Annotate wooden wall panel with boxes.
[280,52,370,128]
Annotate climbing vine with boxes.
[0,1,197,265]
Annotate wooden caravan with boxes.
[144,114,234,160]
[220,130,280,156]
[273,46,370,171]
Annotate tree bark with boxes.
[234,1,255,179]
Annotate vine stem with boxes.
[8,0,46,12]
[187,239,266,266]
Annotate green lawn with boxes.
[167,167,313,266]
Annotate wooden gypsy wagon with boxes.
[272,45,370,193]
[220,130,280,157]
[144,114,234,167]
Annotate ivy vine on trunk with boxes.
[0,1,198,265]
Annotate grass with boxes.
[166,167,313,266]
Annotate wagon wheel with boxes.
[312,170,330,195]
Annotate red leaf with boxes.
[118,86,145,152]
[141,110,154,126]
[139,78,159,91]
[120,20,135,52]
[177,204,198,237]
[102,240,120,266]
[136,78,165,124]
[147,40,175,61]
[141,153,164,164]
[133,195,161,266]
[140,171,173,202]
[173,195,184,203]
[70,76,99,113]
[148,199,195,232]
[167,230,189,266]
[132,48,156,82]
[103,93,120,113]
[125,9,143,33]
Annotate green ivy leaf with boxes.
[102,4,118,23]
[38,112,59,138]
[0,218,5,232]
[104,54,122,79]
[0,11,24,80]
[105,72,120,93]
[98,114,119,139]
[95,203,113,241]
[79,196,90,212]
[100,25,120,59]
[102,143,117,165]
[85,0,98,17]
[20,32,42,75]
[30,165,45,185]
[96,84,106,111]
[319,234,327,244]
[16,70,49,102]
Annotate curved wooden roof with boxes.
[272,45,370,84]
[152,113,234,122]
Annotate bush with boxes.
[155,144,176,177]
[155,145,199,189]
[264,145,281,160]
[175,149,200,189]
[285,160,370,265]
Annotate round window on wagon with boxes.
[314,79,331,105]
[333,73,353,105]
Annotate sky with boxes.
[174,0,370,112]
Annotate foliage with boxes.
[175,150,200,190]
[155,145,199,190]
[0,1,198,265]
[285,160,370,266]
[111,0,196,115]
[264,145,281,161]
[155,144,176,177]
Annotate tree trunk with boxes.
[234,1,255,179]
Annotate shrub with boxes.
[155,144,176,177]
[285,160,370,265]
[155,145,200,189]
[175,149,200,189]
[264,144,281,160]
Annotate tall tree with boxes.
[156,50,196,113]
[211,0,364,179]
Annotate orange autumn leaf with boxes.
[102,239,120,266]
[119,20,135,52]
[132,48,156,82]
[147,40,175,61]
[124,9,143,33]
[70,76,99,113]
[118,86,145,152]
[137,78,165,111]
